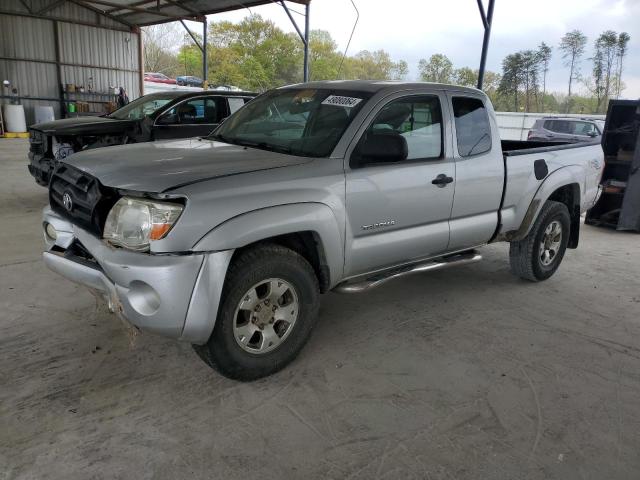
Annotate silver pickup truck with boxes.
[41,81,604,380]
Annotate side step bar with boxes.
[334,250,482,293]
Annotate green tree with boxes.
[418,54,454,83]
[559,30,588,112]
[177,44,202,77]
[593,31,619,111]
[537,42,552,111]
[615,32,631,98]
[453,67,477,87]
[499,52,525,111]
[392,60,409,80]
[308,30,341,80]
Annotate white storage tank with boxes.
[2,104,27,133]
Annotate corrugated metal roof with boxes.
[82,0,310,27]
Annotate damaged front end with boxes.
[27,119,139,186]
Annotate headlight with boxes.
[103,197,183,251]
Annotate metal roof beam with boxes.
[35,0,67,15]
[69,0,136,27]
[180,19,204,52]
[83,0,200,20]
[18,0,33,13]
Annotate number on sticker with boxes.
[322,95,362,108]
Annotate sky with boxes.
[193,0,640,98]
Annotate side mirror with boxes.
[587,131,598,137]
[354,132,408,166]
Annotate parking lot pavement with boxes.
[1,138,640,479]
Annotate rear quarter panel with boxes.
[499,143,603,238]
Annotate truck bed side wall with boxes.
[498,143,603,240]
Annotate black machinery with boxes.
[586,99,640,231]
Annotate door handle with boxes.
[431,174,453,187]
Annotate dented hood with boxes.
[31,116,136,136]
[62,138,312,192]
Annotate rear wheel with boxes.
[193,244,320,381]
[509,200,571,282]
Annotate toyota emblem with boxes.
[62,192,73,212]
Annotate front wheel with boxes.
[509,200,571,282]
[193,244,320,381]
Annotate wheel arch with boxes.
[501,167,582,245]
[192,202,344,291]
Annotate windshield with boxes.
[108,93,181,120]
[210,88,371,157]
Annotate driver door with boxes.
[153,97,227,140]
[344,93,455,277]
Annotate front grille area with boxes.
[49,164,119,237]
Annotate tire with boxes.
[193,244,320,381]
[509,200,571,282]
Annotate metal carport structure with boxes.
[0,0,311,124]
[1,0,495,124]
[78,0,313,84]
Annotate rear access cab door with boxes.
[445,92,504,251]
[343,89,456,277]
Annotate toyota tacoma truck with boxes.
[41,81,604,380]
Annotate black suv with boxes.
[28,90,255,186]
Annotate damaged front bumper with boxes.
[42,206,232,344]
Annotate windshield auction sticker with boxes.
[321,95,363,108]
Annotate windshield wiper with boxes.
[212,136,293,154]
[209,133,240,146]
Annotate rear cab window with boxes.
[451,96,492,157]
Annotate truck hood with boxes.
[62,138,313,192]
[31,116,136,136]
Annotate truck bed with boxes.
[497,139,604,239]
[501,139,601,156]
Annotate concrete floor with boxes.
[1,138,639,479]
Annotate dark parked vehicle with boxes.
[177,75,204,87]
[28,90,255,186]
[528,116,605,143]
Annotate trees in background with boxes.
[142,23,182,74]
[143,18,632,114]
[559,30,588,112]
[615,32,630,99]
[538,42,552,111]
[418,54,454,83]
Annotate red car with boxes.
[144,72,177,84]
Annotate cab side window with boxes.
[364,95,443,160]
[544,120,571,134]
[452,96,492,157]
[572,121,597,136]
[158,98,224,124]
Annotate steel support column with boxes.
[280,1,310,83]
[303,2,310,82]
[476,0,495,90]
[203,17,208,84]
